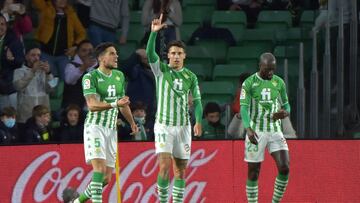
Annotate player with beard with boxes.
[240,53,291,203]
[72,42,139,203]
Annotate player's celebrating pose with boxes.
[73,42,138,203]
[146,14,203,203]
[240,53,290,203]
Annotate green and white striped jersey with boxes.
[82,69,125,130]
[149,60,201,126]
[240,73,289,132]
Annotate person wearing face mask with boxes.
[13,41,56,133]
[201,102,225,140]
[24,104,53,143]
[118,101,148,141]
[0,106,19,144]
[57,103,84,142]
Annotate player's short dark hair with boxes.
[65,104,81,114]
[32,105,50,117]
[76,39,93,52]
[0,106,16,116]
[204,102,221,116]
[130,101,147,112]
[94,42,116,59]
[166,40,186,53]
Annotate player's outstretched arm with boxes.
[146,14,166,64]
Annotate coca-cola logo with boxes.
[11,148,218,203]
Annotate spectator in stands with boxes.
[142,0,182,60]
[13,41,56,129]
[0,14,25,110]
[0,0,32,40]
[74,0,91,28]
[33,0,86,80]
[121,48,156,139]
[24,104,53,143]
[88,0,129,46]
[201,102,225,139]
[118,101,149,141]
[57,103,83,142]
[228,72,251,139]
[0,106,19,144]
[217,0,262,28]
[63,39,96,110]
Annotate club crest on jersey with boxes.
[84,79,90,89]
[240,88,246,99]
[116,76,121,81]
[184,73,189,79]
[272,81,278,87]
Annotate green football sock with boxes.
[272,173,289,203]
[246,179,258,203]
[157,175,169,203]
[172,178,185,203]
[78,181,108,202]
[90,172,104,203]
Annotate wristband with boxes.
[110,100,118,108]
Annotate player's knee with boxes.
[278,164,289,175]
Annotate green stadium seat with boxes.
[180,24,200,43]
[185,63,209,81]
[300,10,315,28]
[212,64,256,87]
[50,80,64,112]
[116,42,137,62]
[241,28,275,50]
[211,11,246,42]
[127,24,145,45]
[200,81,235,104]
[130,11,142,24]
[183,5,215,23]
[182,0,215,7]
[185,45,214,75]
[194,39,229,64]
[257,10,291,30]
[227,46,270,65]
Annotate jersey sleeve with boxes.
[146,32,168,76]
[119,71,126,98]
[82,73,96,96]
[190,74,201,101]
[239,79,251,107]
[279,78,289,106]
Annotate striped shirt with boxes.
[82,69,125,130]
[240,73,289,132]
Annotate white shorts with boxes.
[84,124,117,168]
[244,131,289,162]
[154,123,191,159]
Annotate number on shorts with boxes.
[95,138,100,147]
[157,133,166,142]
[246,142,258,153]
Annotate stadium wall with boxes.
[0,140,359,203]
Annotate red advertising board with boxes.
[0,140,359,203]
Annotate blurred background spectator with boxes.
[142,0,182,60]
[201,102,225,139]
[24,104,53,143]
[13,41,55,131]
[56,103,83,142]
[33,0,86,80]
[62,39,96,110]
[121,48,155,139]
[0,106,18,144]
[0,0,33,41]
[88,0,129,45]
[73,0,91,28]
[0,14,24,110]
